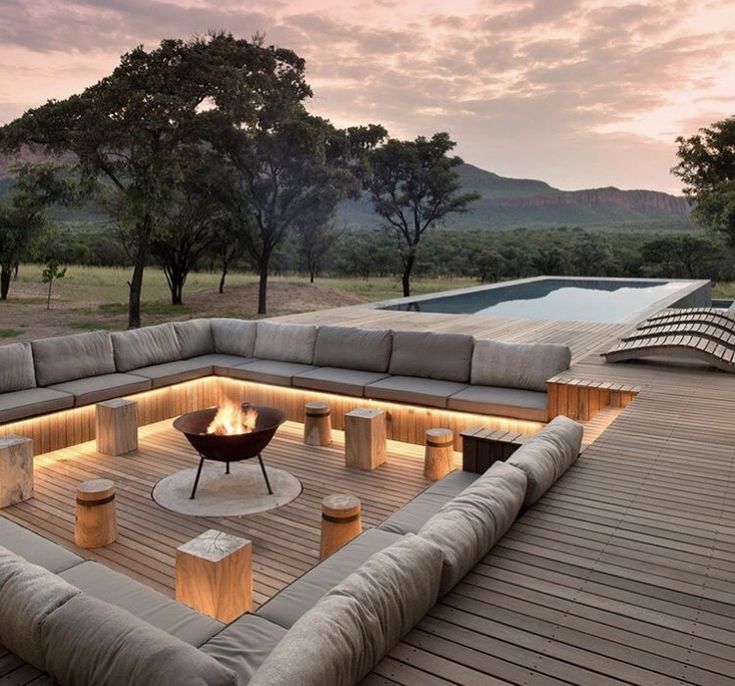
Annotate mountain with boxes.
[337,163,692,230]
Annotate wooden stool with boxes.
[0,435,34,509]
[75,479,117,548]
[304,402,332,446]
[176,529,253,623]
[424,428,454,481]
[320,494,362,559]
[344,408,386,470]
[96,398,138,456]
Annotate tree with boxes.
[640,234,720,279]
[672,116,735,244]
[473,249,504,283]
[0,33,311,327]
[368,133,479,297]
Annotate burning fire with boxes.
[206,402,258,436]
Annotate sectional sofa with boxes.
[0,416,583,686]
[0,318,572,429]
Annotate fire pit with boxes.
[173,402,286,500]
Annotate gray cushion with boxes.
[507,415,584,506]
[313,326,392,372]
[365,375,468,408]
[448,385,548,421]
[191,353,255,376]
[257,528,402,629]
[0,546,81,671]
[389,331,473,382]
[0,387,74,423]
[249,534,443,686]
[0,516,83,573]
[419,461,527,594]
[200,614,287,686]
[49,373,151,406]
[253,322,317,365]
[128,359,213,389]
[210,319,258,358]
[227,360,316,387]
[0,342,36,392]
[379,470,481,535]
[41,594,237,686]
[174,319,214,358]
[60,562,224,647]
[31,331,115,386]
[111,323,182,372]
[292,367,389,397]
[471,339,571,392]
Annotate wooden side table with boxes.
[344,408,386,470]
[176,529,253,623]
[96,398,138,456]
[0,435,34,509]
[304,402,332,446]
[461,428,531,474]
[424,428,454,481]
[75,478,117,548]
[320,494,362,559]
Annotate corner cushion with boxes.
[173,319,215,358]
[210,319,258,358]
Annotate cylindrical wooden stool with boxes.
[320,494,362,559]
[304,402,332,446]
[75,478,117,548]
[424,428,454,481]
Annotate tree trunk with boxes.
[257,252,270,315]
[219,262,228,294]
[401,252,416,297]
[128,254,146,329]
[46,279,53,310]
[12,263,19,281]
[0,267,11,300]
[309,268,315,284]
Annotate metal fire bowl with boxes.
[173,404,286,463]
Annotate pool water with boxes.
[382,278,695,323]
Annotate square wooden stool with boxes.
[96,398,138,456]
[0,435,33,509]
[344,408,386,470]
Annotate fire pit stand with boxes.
[173,404,287,501]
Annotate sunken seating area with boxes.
[0,416,583,686]
[0,318,572,430]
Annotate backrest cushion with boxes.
[0,342,36,392]
[253,322,318,365]
[471,339,571,391]
[210,319,258,358]
[173,319,214,358]
[0,546,81,671]
[313,326,393,372]
[32,331,116,386]
[389,331,473,382]
[249,534,443,686]
[41,594,238,686]
[111,324,182,372]
[508,415,583,506]
[419,461,527,595]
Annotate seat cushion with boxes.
[41,594,238,686]
[507,415,584,506]
[128,359,213,389]
[31,331,116,386]
[174,319,214,358]
[210,319,258,358]
[60,562,224,647]
[191,353,255,376]
[49,373,151,406]
[365,376,468,408]
[0,387,74,423]
[471,339,571,392]
[448,385,548,421]
[227,360,316,387]
[0,342,36,393]
[292,367,389,397]
[0,516,83,573]
[249,534,443,686]
[313,326,392,372]
[200,614,287,686]
[111,323,183,372]
[253,322,317,365]
[389,331,474,382]
[379,470,481,535]
[257,528,402,629]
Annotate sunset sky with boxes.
[1,0,733,193]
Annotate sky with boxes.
[0,0,733,193]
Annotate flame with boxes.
[206,402,258,436]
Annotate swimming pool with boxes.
[380,277,710,323]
